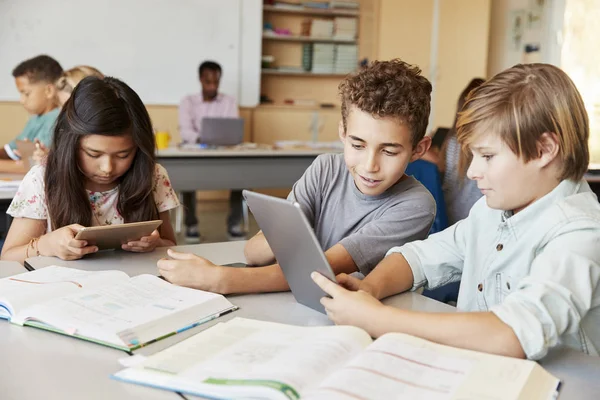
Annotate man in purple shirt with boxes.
[179,61,244,241]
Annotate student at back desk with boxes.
[179,60,245,241]
[1,77,179,263]
[0,55,62,161]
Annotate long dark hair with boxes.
[45,76,158,230]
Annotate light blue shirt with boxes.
[5,108,59,160]
[387,179,600,360]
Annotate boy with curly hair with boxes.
[158,59,437,294]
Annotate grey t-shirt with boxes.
[287,153,435,275]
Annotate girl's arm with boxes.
[1,218,98,263]
[1,217,47,262]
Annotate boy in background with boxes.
[1,55,62,160]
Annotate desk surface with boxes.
[0,261,183,400]
[16,243,600,400]
[0,172,24,200]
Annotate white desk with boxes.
[0,172,24,233]
[22,243,600,400]
[0,262,183,400]
[157,147,338,191]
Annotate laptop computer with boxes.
[200,118,244,146]
[242,190,337,314]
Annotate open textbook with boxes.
[113,317,560,400]
[0,266,237,351]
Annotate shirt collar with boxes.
[500,179,583,236]
[199,93,222,103]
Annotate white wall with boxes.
[0,0,262,106]
[487,0,564,77]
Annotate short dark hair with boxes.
[339,59,432,146]
[12,55,63,84]
[198,61,222,78]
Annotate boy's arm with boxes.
[158,243,357,294]
[3,119,32,160]
[356,252,415,299]
[313,274,526,358]
[488,227,600,360]
[244,231,275,266]
[360,214,471,299]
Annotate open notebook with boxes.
[0,266,237,351]
[113,317,560,400]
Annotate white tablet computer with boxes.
[75,220,163,250]
[243,190,337,314]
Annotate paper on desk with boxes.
[0,180,21,190]
[119,354,148,367]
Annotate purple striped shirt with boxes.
[178,93,239,144]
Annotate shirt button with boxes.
[477,283,483,292]
[496,244,504,251]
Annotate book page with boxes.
[306,333,557,400]
[135,318,372,397]
[0,266,128,322]
[19,274,233,346]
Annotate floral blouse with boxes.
[8,164,180,232]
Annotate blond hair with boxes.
[56,65,104,94]
[457,63,589,181]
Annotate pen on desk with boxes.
[128,307,239,349]
[551,381,562,400]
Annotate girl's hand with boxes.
[122,229,161,253]
[38,224,99,260]
[312,272,384,334]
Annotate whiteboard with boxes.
[0,0,262,106]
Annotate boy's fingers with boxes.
[167,249,201,261]
[336,273,362,291]
[157,258,176,270]
[311,272,343,297]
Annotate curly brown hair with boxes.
[339,59,432,146]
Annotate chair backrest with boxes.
[405,159,449,234]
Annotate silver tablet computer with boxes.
[243,190,337,313]
[75,220,163,250]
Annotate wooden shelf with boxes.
[263,5,359,17]
[257,103,340,111]
[262,69,351,77]
[262,34,357,44]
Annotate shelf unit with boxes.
[258,1,361,148]
[261,68,350,77]
[263,4,359,17]
[262,34,357,44]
